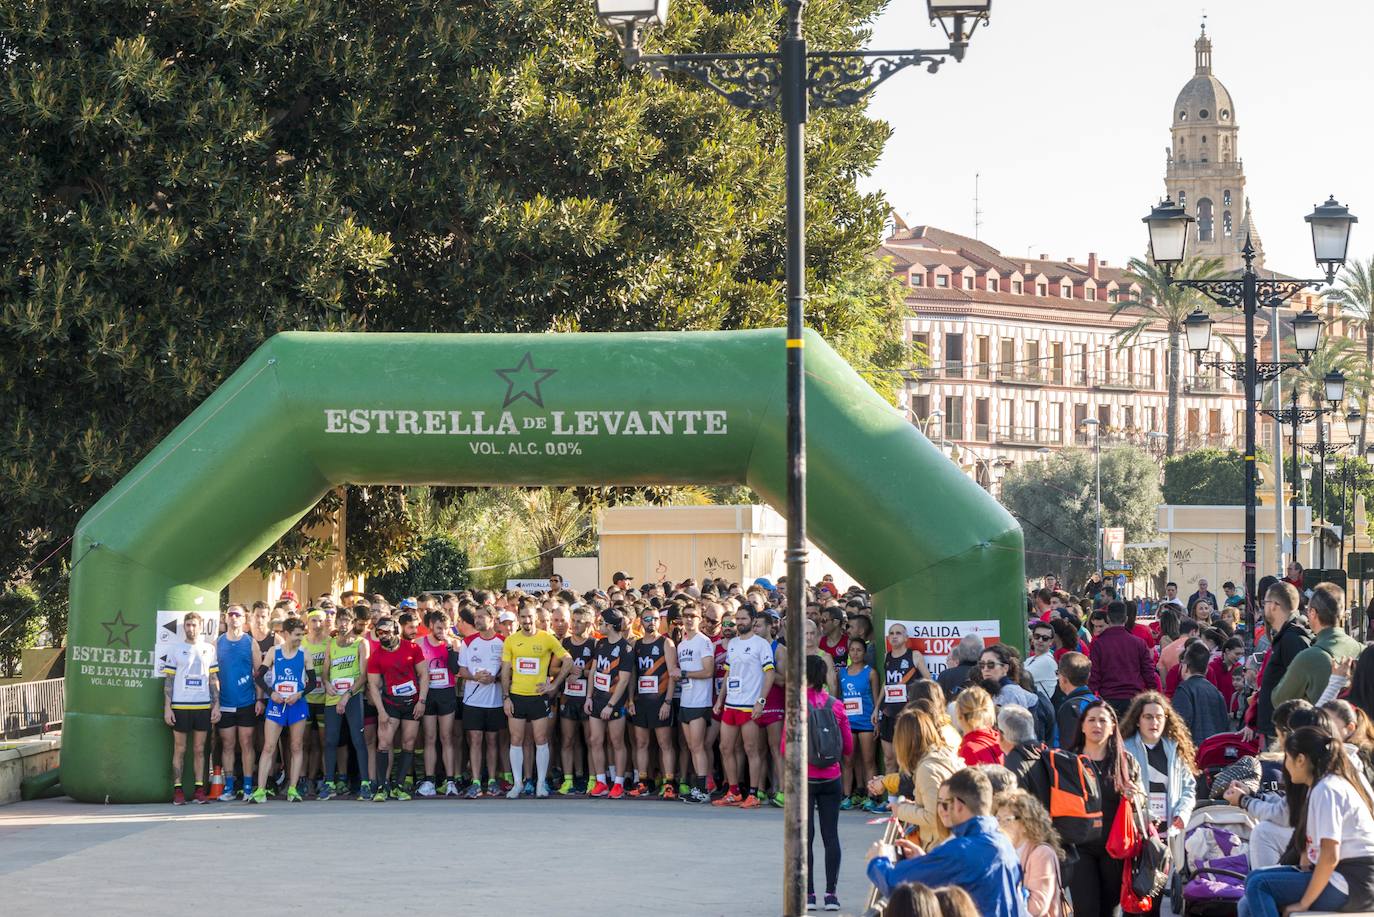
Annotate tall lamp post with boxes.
[1261,376,1337,566]
[1081,417,1103,580]
[1300,371,1349,569]
[1145,195,1357,639]
[594,3,994,911]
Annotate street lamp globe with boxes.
[1184,308,1213,355]
[1292,308,1324,357]
[1143,198,1194,268]
[1324,456,1338,475]
[1324,370,1347,405]
[926,1,992,44]
[1347,409,1366,444]
[1305,196,1358,281]
[595,0,669,26]
[1300,461,1314,483]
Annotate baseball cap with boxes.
[497,610,516,623]
[611,571,633,582]
[279,590,297,602]
[601,608,625,630]
[399,598,419,609]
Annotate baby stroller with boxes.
[1196,732,1262,789]
[1170,801,1256,916]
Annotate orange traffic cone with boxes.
[209,766,224,800]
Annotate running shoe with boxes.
[660,783,677,800]
[192,785,207,804]
[687,788,712,805]
[506,783,523,800]
[172,786,186,806]
[486,780,500,797]
[314,778,326,798]
[416,780,437,798]
[839,795,854,811]
[589,780,609,798]
[444,780,459,798]
[585,776,597,795]
[770,792,784,809]
[389,786,412,801]
[626,781,651,798]
[608,783,625,800]
[706,776,717,794]
[372,785,387,803]
[739,794,762,809]
[712,790,743,807]
[824,894,840,911]
[249,786,268,804]
[498,778,514,795]
[558,775,575,795]
[358,781,373,801]
[286,785,303,803]
[222,779,237,801]
[678,782,690,797]
[465,781,482,800]
[806,894,816,912]
[535,780,550,799]
[867,799,890,814]
[523,778,536,796]
[403,775,415,791]
[318,781,335,801]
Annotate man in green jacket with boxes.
[1272,583,1361,705]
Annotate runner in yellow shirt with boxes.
[501,604,570,798]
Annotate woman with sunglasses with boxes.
[977,644,1037,710]
[1069,699,1141,917]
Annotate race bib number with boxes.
[185,677,204,688]
[593,671,612,693]
[274,681,298,696]
[638,676,659,694]
[564,678,587,698]
[728,678,742,692]
[332,677,354,693]
[884,685,907,704]
[843,697,863,715]
[516,657,541,676]
[429,668,448,684]
[1149,791,1167,823]
[390,680,417,698]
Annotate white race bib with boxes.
[185,677,203,688]
[332,677,354,694]
[883,685,907,704]
[593,671,612,692]
[564,678,587,698]
[274,681,298,696]
[1149,791,1168,823]
[638,676,659,694]
[727,678,742,691]
[516,657,541,676]
[843,697,863,715]
[390,679,417,698]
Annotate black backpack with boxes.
[808,696,843,770]
[1031,687,1056,743]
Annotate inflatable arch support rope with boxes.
[63,329,1024,802]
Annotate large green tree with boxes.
[1162,448,1250,505]
[1000,447,1165,589]
[1110,256,1226,458]
[0,1,904,597]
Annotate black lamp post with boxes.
[1144,195,1357,640]
[1261,386,1333,564]
[595,3,993,911]
[1299,372,1349,569]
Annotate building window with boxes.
[963,275,974,290]
[943,396,964,439]
[1198,198,1214,242]
[911,394,930,422]
[974,398,990,442]
[1036,283,1048,297]
[1086,288,1096,301]
[1107,289,1119,303]
[1012,280,1023,294]
[1178,191,1186,208]
[1224,210,1233,237]
[936,275,949,288]
[1000,398,1015,438]
[986,277,997,292]
[910,274,923,286]
[1145,407,1157,432]
[1224,189,1232,207]
[1123,406,1135,431]
[1061,284,1072,298]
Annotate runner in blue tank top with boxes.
[214,604,263,800]
[249,617,314,803]
[839,636,879,809]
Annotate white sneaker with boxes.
[416,780,436,798]
[443,780,458,798]
[535,781,550,798]
[506,784,523,800]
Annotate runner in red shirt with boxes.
[366,615,427,801]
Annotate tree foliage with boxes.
[1163,449,1249,505]
[0,0,899,586]
[369,535,470,603]
[1001,447,1165,588]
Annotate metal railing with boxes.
[996,365,1050,385]
[0,678,64,739]
[997,426,1065,446]
[1092,371,1154,391]
[1184,376,1233,395]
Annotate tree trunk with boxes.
[1167,329,1181,457]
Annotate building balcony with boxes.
[1092,371,1154,391]
[972,422,991,442]
[995,365,1052,386]
[997,426,1064,447]
[1184,377,1233,395]
[942,362,966,380]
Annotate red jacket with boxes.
[1088,625,1161,700]
[959,728,1005,766]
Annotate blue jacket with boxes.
[867,815,1028,917]
[1122,734,1196,828]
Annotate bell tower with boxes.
[1164,25,1259,272]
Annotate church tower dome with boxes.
[1164,24,1258,272]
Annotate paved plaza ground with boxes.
[1,796,881,916]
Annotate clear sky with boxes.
[858,0,1374,276]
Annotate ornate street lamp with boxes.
[1347,409,1366,444]
[1325,370,1347,406]
[1306,196,1360,283]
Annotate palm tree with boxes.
[1111,256,1227,457]
[1288,336,1371,445]
[1325,256,1374,454]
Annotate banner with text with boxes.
[888,618,1001,679]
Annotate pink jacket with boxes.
[780,688,854,781]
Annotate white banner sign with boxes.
[506,578,571,593]
[887,618,1000,679]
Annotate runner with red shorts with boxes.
[712,606,775,809]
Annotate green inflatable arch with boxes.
[63,329,1023,803]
